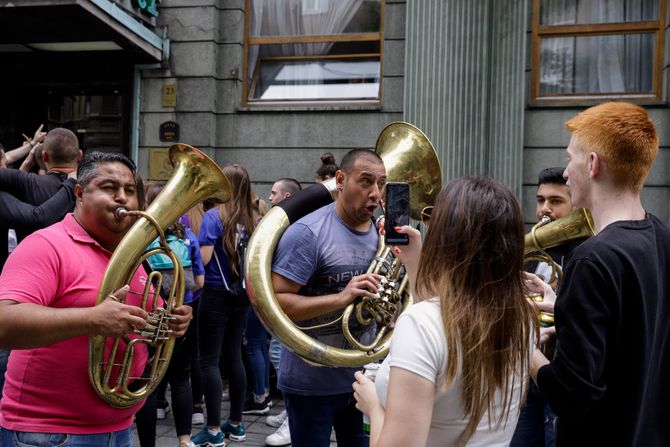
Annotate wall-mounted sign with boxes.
[162,83,176,107]
[148,148,173,180]
[131,0,160,17]
[112,0,158,25]
[159,121,180,142]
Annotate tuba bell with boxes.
[245,122,442,367]
[89,144,231,407]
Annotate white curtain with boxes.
[247,0,364,81]
[539,0,657,94]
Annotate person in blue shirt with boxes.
[192,164,260,447]
[271,149,385,447]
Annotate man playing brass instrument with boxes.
[528,167,578,285]
[530,102,670,446]
[513,166,582,447]
[0,152,191,447]
[271,149,385,447]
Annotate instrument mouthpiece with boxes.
[114,207,129,220]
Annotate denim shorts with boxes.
[0,427,132,447]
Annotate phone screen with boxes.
[385,182,410,245]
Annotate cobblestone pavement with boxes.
[132,394,338,447]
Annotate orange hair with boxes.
[565,102,658,191]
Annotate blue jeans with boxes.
[510,382,556,447]
[0,428,132,447]
[245,308,270,398]
[285,392,368,447]
[268,337,282,372]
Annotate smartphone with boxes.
[384,182,410,245]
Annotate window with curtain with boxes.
[243,0,384,104]
[531,0,665,103]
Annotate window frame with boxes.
[242,0,386,108]
[530,0,666,105]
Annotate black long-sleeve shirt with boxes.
[0,170,76,270]
[537,214,670,446]
[0,169,68,204]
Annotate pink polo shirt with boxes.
[0,214,153,433]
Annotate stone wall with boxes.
[138,0,405,200]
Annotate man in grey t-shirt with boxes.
[271,149,386,447]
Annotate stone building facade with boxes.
[1,0,668,223]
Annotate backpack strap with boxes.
[213,251,231,292]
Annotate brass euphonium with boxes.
[524,208,595,326]
[89,144,231,407]
[245,122,442,367]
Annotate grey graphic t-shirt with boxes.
[272,202,379,395]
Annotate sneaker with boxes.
[157,401,171,420]
[221,385,230,401]
[178,442,196,447]
[243,398,270,415]
[266,409,287,428]
[265,418,291,446]
[192,406,205,426]
[191,429,225,447]
[221,421,246,442]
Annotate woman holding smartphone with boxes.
[353,176,537,447]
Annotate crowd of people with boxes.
[0,101,669,447]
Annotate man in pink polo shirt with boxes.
[0,152,192,447]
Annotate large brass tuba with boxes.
[89,144,231,407]
[524,207,595,326]
[245,122,442,367]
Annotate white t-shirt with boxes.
[375,299,527,447]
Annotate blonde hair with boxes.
[416,177,536,443]
[565,102,658,191]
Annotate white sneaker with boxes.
[265,418,291,446]
[156,402,170,420]
[191,408,205,426]
[266,409,287,428]
[222,386,230,401]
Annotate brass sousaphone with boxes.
[89,144,231,407]
[245,122,442,367]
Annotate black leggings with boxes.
[166,336,194,436]
[189,299,204,405]
[136,332,194,445]
[198,285,249,426]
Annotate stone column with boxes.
[403,0,528,197]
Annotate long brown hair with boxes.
[218,164,256,275]
[415,176,536,443]
[185,203,205,236]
